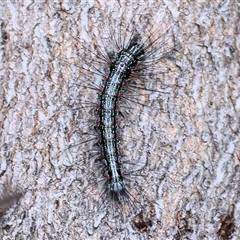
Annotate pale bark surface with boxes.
[0,0,239,239]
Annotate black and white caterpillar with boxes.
[97,38,147,201]
[65,10,181,214]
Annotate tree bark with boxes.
[0,0,239,239]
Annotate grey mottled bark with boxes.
[0,0,239,239]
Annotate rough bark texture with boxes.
[0,0,239,239]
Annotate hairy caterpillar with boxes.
[62,9,181,218]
